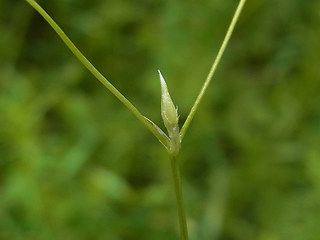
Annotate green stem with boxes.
[180,0,247,140]
[24,0,169,148]
[170,155,189,240]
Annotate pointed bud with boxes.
[159,70,179,131]
[158,70,180,156]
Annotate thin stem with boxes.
[170,155,189,240]
[24,0,169,148]
[180,0,247,140]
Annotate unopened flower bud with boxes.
[159,70,179,131]
[158,70,180,156]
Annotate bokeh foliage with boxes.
[1,0,320,239]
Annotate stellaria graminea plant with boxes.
[24,0,247,239]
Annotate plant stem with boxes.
[170,155,189,240]
[180,0,247,140]
[24,0,169,148]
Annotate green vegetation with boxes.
[21,0,246,239]
[1,0,320,239]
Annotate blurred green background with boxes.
[1,0,320,239]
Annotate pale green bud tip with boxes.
[158,70,179,130]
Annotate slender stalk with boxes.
[24,0,169,148]
[170,155,189,240]
[180,0,247,140]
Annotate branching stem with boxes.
[24,0,169,148]
[180,0,247,140]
